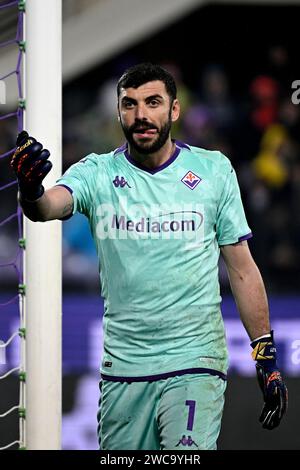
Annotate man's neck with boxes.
[128,138,176,170]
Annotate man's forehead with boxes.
[120,80,167,98]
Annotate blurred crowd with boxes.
[1,44,299,293]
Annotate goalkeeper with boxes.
[11,63,288,449]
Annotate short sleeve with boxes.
[55,154,98,217]
[216,154,252,246]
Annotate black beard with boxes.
[121,118,172,155]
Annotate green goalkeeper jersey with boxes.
[56,141,252,380]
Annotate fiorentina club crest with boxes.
[181,171,202,190]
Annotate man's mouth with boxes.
[133,128,157,138]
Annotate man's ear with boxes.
[171,99,180,123]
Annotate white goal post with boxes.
[24,0,62,450]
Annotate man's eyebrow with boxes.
[145,94,163,101]
[121,94,164,104]
[121,96,137,104]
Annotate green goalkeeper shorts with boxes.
[97,373,227,450]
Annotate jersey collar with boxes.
[115,140,190,175]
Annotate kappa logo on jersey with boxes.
[175,435,198,448]
[181,171,202,190]
[113,175,131,188]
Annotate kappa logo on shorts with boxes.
[181,171,202,190]
[104,361,112,368]
[175,434,198,448]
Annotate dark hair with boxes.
[117,63,177,102]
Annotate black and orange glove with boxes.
[11,130,52,201]
[251,331,288,430]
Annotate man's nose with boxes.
[135,103,148,121]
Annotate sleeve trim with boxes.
[55,183,73,195]
[238,232,253,242]
[218,232,253,246]
[55,184,75,220]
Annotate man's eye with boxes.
[124,102,134,108]
[149,100,159,106]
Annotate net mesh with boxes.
[0,0,25,451]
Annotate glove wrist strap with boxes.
[251,330,278,372]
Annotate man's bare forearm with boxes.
[221,242,270,341]
[19,186,73,222]
[227,261,270,340]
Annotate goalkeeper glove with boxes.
[11,130,52,201]
[251,330,288,430]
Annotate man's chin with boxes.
[132,145,155,155]
[130,138,159,155]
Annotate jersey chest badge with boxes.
[181,171,202,190]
